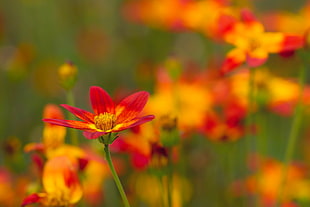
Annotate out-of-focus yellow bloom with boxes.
[229,68,307,116]
[182,0,235,39]
[22,156,83,206]
[42,104,66,150]
[146,68,212,134]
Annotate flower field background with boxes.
[1,0,310,206]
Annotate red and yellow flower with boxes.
[22,156,83,206]
[43,86,155,139]
[244,159,310,206]
[220,10,305,74]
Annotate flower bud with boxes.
[159,114,180,147]
[58,62,77,90]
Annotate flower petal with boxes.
[21,193,44,206]
[83,131,107,139]
[113,115,155,132]
[281,35,305,51]
[116,91,150,123]
[61,104,94,123]
[90,86,115,114]
[220,48,245,74]
[246,49,268,68]
[43,119,95,131]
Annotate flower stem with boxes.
[104,143,131,207]
[167,148,173,207]
[66,89,79,145]
[276,65,306,206]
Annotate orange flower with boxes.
[245,159,309,206]
[221,9,304,74]
[43,86,155,139]
[201,101,246,141]
[21,156,82,206]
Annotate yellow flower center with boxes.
[94,112,116,131]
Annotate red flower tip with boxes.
[240,8,257,24]
[21,193,42,206]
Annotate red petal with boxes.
[220,57,243,74]
[116,91,150,123]
[241,8,257,24]
[43,119,93,131]
[113,115,155,132]
[83,131,107,139]
[281,35,305,51]
[246,54,267,68]
[216,14,237,39]
[90,86,115,114]
[61,104,94,123]
[21,193,42,206]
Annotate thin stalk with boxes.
[246,67,256,150]
[246,67,257,206]
[276,65,306,206]
[158,176,168,207]
[104,143,131,207]
[167,148,173,207]
[66,89,78,145]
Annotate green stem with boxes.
[246,67,257,206]
[104,143,131,207]
[66,89,79,145]
[276,66,306,206]
[247,67,256,150]
[167,148,173,207]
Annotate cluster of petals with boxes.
[220,9,305,74]
[21,156,83,207]
[123,0,235,37]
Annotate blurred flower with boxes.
[43,86,155,140]
[25,104,66,156]
[240,158,310,206]
[24,104,87,175]
[22,156,83,206]
[111,123,159,170]
[123,0,235,39]
[182,0,236,39]
[220,9,304,74]
[201,100,246,141]
[123,0,191,31]
[227,68,309,116]
[146,67,212,135]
